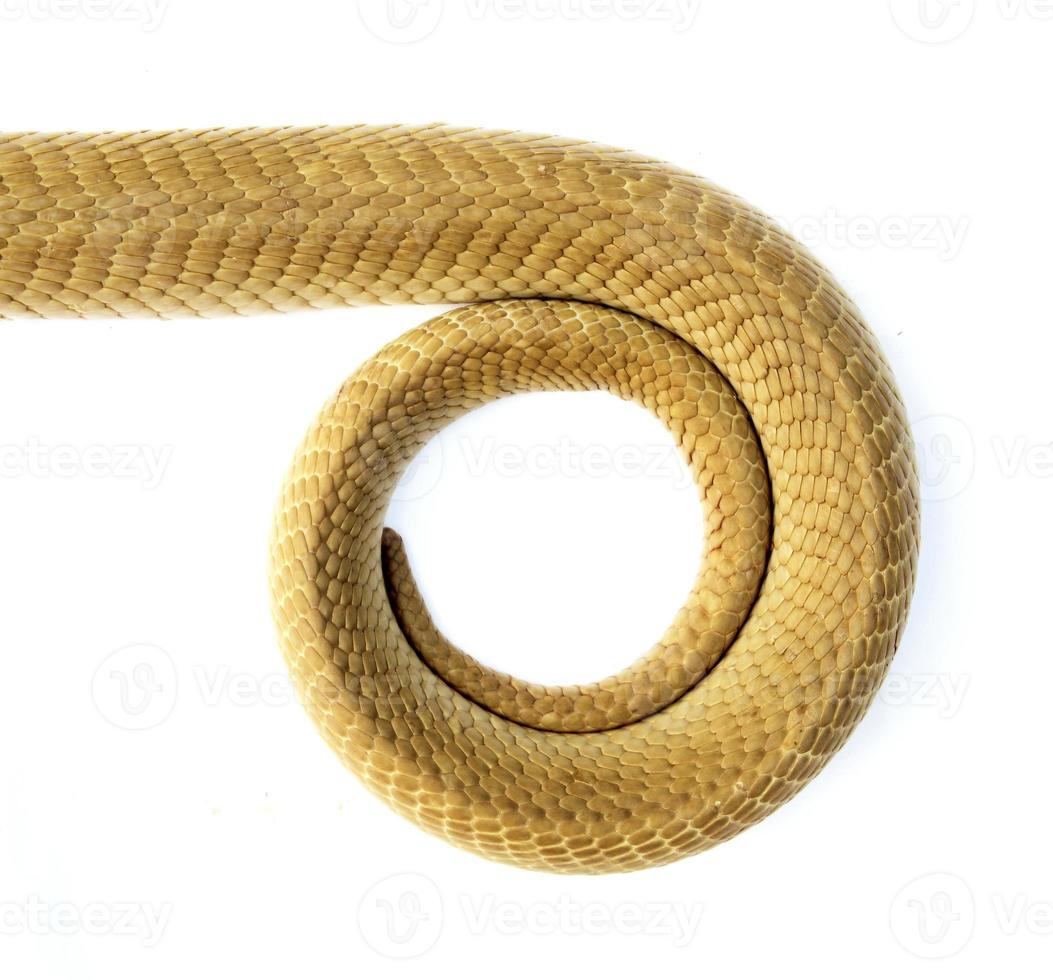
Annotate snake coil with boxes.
[0,126,920,872]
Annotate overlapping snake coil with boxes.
[0,126,919,872]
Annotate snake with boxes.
[0,126,920,873]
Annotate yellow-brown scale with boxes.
[0,126,920,872]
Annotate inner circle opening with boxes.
[384,390,706,688]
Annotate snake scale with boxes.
[0,126,920,873]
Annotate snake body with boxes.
[0,126,919,872]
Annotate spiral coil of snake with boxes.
[0,126,919,873]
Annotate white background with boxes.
[1,1,1050,976]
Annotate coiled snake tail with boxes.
[0,126,920,872]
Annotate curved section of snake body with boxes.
[0,126,920,872]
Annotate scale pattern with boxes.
[378,303,772,733]
[0,126,920,872]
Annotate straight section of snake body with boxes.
[0,126,920,872]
